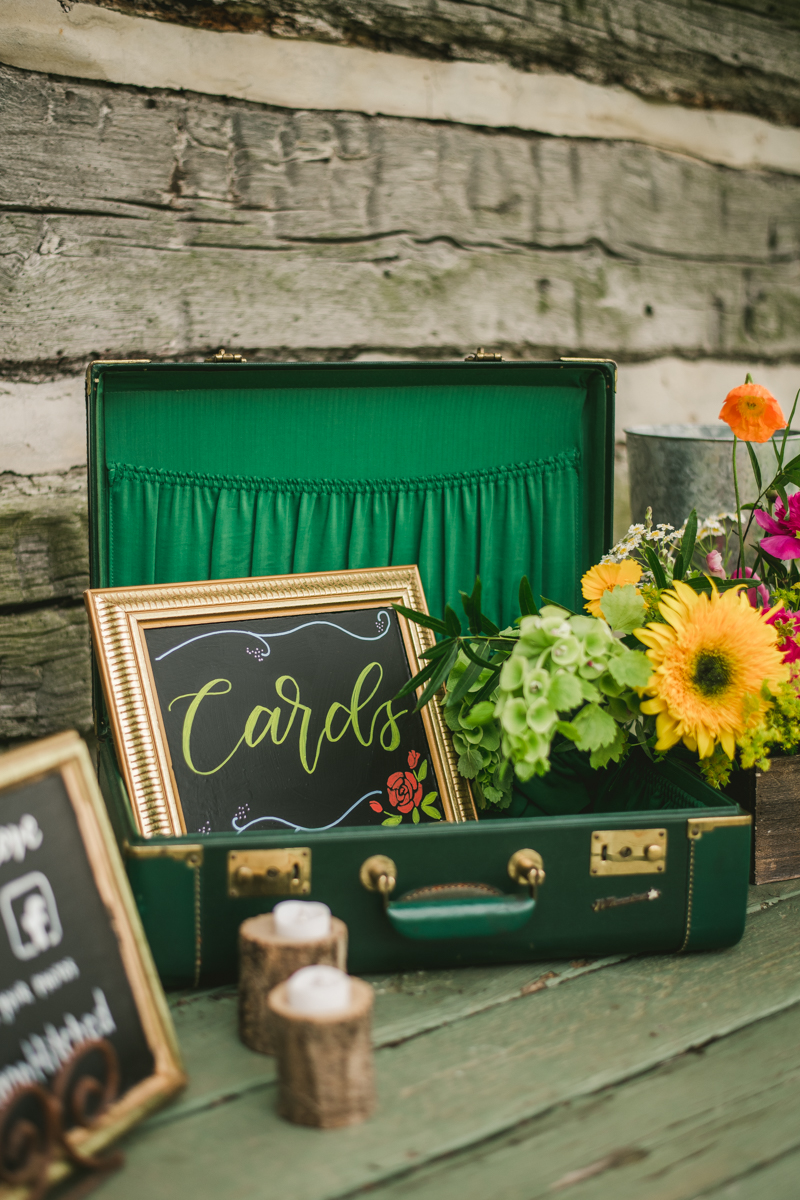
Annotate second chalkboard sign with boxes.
[0,732,184,1196]
[86,567,475,837]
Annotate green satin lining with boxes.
[106,451,580,624]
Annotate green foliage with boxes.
[494,605,652,780]
[599,584,647,634]
[394,575,659,805]
[739,682,800,771]
[698,744,734,790]
[445,650,513,810]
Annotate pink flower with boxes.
[407,750,420,770]
[755,494,800,560]
[766,607,800,664]
[705,550,725,578]
[731,567,769,609]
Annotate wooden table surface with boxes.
[91,880,800,1200]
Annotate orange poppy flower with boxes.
[719,383,786,443]
[581,559,642,617]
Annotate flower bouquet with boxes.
[394,376,800,874]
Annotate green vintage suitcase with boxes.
[86,358,752,987]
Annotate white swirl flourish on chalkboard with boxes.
[231,791,382,833]
[153,609,392,661]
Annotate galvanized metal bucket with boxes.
[625,424,800,529]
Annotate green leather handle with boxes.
[386,894,536,940]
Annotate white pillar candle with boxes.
[285,965,352,1017]
[272,900,332,942]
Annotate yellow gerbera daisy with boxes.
[581,559,642,617]
[635,580,788,760]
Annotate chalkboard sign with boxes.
[0,732,184,1193]
[86,567,475,837]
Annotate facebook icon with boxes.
[0,872,63,962]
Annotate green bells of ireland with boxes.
[494,607,653,780]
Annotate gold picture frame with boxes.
[85,566,476,837]
[0,731,185,1196]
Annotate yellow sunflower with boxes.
[635,580,788,760]
[581,559,642,617]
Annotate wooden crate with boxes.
[730,756,800,884]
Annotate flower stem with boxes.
[733,434,746,574]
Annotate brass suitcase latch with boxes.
[228,848,310,897]
[590,829,667,876]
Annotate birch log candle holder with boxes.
[238,901,347,1055]
[268,966,376,1128]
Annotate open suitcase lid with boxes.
[86,358,616,623]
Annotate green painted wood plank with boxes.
[161,956,628,1125]
[699,1146,800,1200]
[357,982,800,1200]
[156,879,800,1125]
[94,893,800,1200]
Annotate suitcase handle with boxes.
[359,850,544,941]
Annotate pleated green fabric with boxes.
[107,450,580,626]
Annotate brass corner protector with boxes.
[687,814,752,840]
[124,841,203,868]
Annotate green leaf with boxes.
[421,791,438,806]
[394,655,442,700]
[684,577,751,594]
[412,807,420,824]
[461,641,497,670]
[599,584,647,634]
[417,759,428,782]
[540,596,578,615]
[571,703,619,752]
[548,671,583,711]
[746,442,762,493]
[444,605,462,638]
[478,722,501,751]
[457,746,484,779]
[460,700,496,728]
[419,640,457,661]
[607,649,653,688]
[589,724,627,769]
[519,575,539,617]
[606,695,630,722]
[415,645,460,711]
[641,545,668,590]
[467,669,504,708]
[381,815,402,826]
[421,795,441,820]
[479,613,501,636]
[446,657,486,707]
[459,577,484,636]
[673,508,697,581]
[777,452,800,486]
[392,603,447,634]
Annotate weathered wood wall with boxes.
[1,0,799,745]
[3,64,799,370]
[90,0,800,127]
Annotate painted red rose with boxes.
[369,800,383,812]
[386,771,423,814]
[407,750,420,770]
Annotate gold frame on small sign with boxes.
[0,731,186,1196]
[85,565,477,838]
